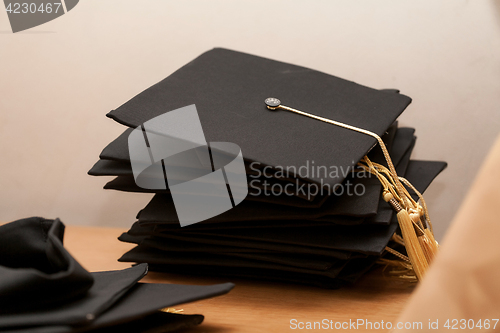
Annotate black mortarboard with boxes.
[88,48,446,287]
[105,48,411,187]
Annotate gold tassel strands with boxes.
[399,176,440,256]
[383,190,428,281]
[358,156,437,277]
[359,157,438,279]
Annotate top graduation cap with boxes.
[107,48,411,188]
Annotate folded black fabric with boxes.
[1,282,234,333]
[0,218,93,313]
[0,218,234,332]
[1,280,235,333]
[0,265,148,327]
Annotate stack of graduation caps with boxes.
[89,48,447,288]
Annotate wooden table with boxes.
[64,226,415,332]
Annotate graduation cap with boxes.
[89,48,447,287]
[0,217,234,332]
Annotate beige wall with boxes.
[1,0,499,241]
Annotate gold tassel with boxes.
[397,209,428,280]
[373,161,438,280]
[403,177,439,264]
[384,190,429,280]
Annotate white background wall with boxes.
[1,0,499,241]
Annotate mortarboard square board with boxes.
[104,47,412,189]
[88,48,447,288]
